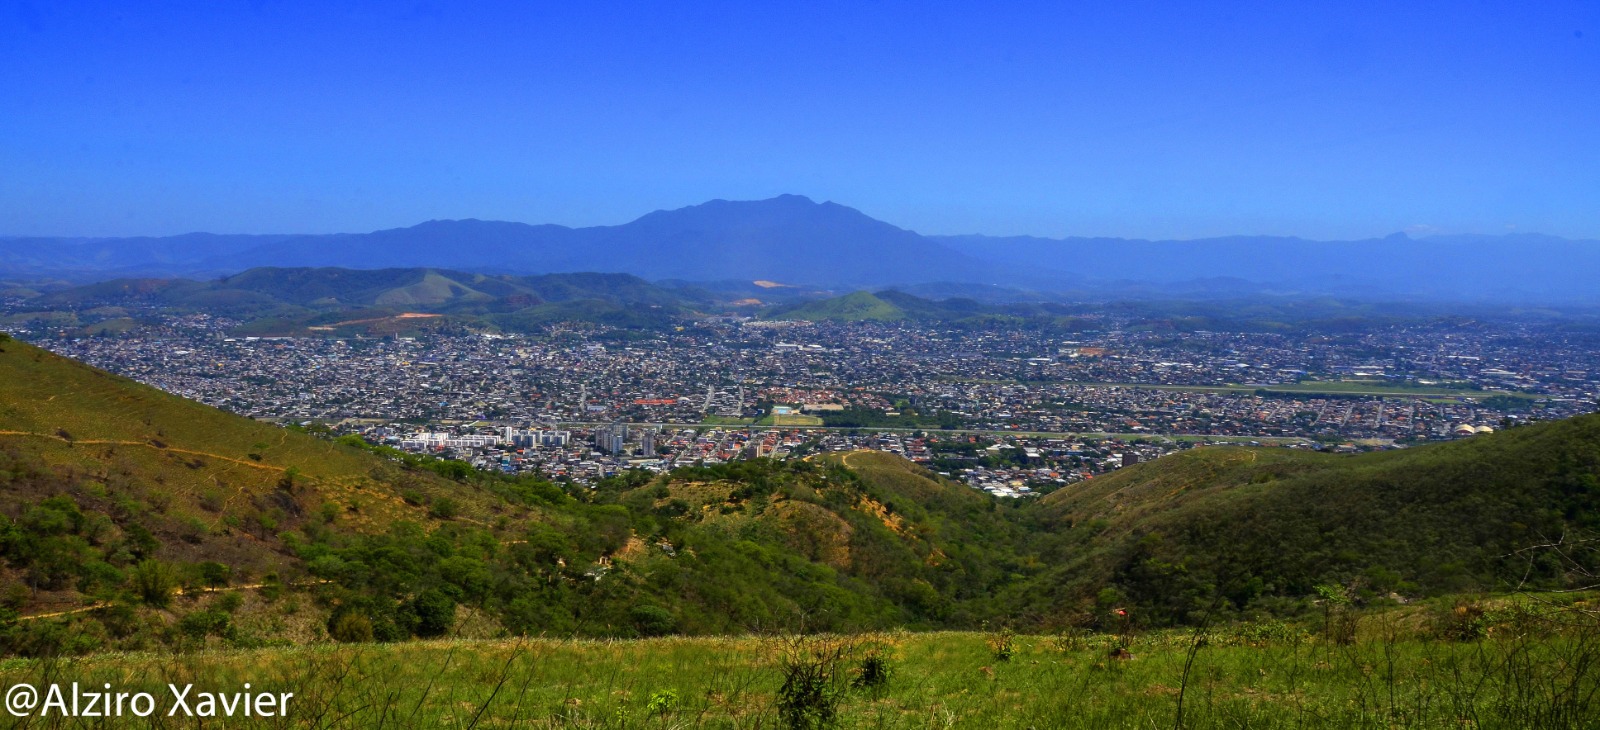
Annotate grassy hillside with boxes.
[16,267,709,335]
[0,339,1040,655]
[1017,415,1600,626]
[0,332,491,543]
[766,291,906,321]
[0,336,538,650]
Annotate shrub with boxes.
[1315,584,1358,645]
[177,609,232,640]
[328,612,374,643]
[0,583,28,611]
[776,637,848,730]
[986,625,1016,662]
[1434,599,1553,641]
[259,575,283,602]
[630,604,676,636]
[408,589,456,638]
[197,561,231,589]
[132,560,177,607]
[851,651,891,692]
[429,497,459,520]
[646,689,680,716]
[216,592,245,614]
[327,598,408,642]
[75,560,125,595]
[1434,600,1491,641]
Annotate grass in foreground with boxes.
[3,610,1598,729]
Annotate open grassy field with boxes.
[1261,379,1534,399]
[706,413,831,427]
[3,607,1597,729]
[756,413,826,427]
[701,415,758,426]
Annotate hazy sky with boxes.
[2,1,1596,240]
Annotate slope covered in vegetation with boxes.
[2,335,1598,658]
[1018,414,1600,625]
[0,339,1035,654]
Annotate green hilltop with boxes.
[1017,419,1600,625]
[764,290,907,321]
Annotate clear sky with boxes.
[2,1,1596,240]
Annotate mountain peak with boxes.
[627,194,883,231]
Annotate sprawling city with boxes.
[7,305,1594,496]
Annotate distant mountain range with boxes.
[18,265,1585,340]
[5,195,1599,303]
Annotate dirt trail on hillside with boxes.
[0,430,286,472]
[16,580,333,622]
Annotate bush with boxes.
[1434,600,1491,641]
[1433,599,1553,641]
[327,598,409,642]
[0,583,27,611]
[132,560,177,607]
[216,592,245,614]
[177,609,232,640]
[986,626,1016,662]
[776,637,848,730]
[197,561,231,589]
[1316,584,1358,645]
[429,497,459,520]
[408,589,456,638]
[630,604,676,636]
[646,689,680,716]
[328,612,374,643]
[851,651,891,692]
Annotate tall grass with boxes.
[2,600,1597,728]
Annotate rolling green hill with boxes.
[0,336,529,644]
[764,291,906,321]
[0,338,1030,654]
[19,267,709,335]
[1015,416,1600,625]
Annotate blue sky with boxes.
[2,1,1596,239]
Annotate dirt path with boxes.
[0,430,286,472]
[16,580,332,622]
